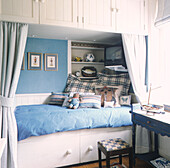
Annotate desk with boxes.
[131,110,170,167]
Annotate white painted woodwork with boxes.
[18,131,79,168]
[83,0,114,32]
[0,0,148,34]
[15,93,51,106]
[40,0,78,27]
[68,40,72,74]
[80,128,131,163]
[1,0,39,23]
[115,0,147,34]
[71,45,105,76]
[18,127,132,168]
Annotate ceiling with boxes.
[28,24,122,45]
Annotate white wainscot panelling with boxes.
[15,93,51,106]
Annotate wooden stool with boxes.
[98,138,133,168]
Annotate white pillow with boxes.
[104,101,115,108]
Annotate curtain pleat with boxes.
[122,34,150,154]
[0,21,28,168]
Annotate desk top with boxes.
[133,110,170,125]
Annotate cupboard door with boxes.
[1,0,39,23]
[83,0,115,32]
[116,0,146,34]
[40,0,78,28]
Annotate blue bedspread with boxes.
[14,104,132,141]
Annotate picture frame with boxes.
[28,52,42,70]
[21,54,25,70]
[44,53,58,71]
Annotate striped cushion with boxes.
[98,73,130,95]
[48,92,69,106]
[99,138,130,151]
[79,95,101,109]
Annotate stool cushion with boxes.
[99,138,130,151]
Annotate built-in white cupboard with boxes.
[0,0,39,23]
[0,0,148,34]
[115,0,148,34]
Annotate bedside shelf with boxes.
[72,61,104,65]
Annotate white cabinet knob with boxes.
[88,145,93,151]
[66,149,72,155]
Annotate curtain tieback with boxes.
[0,96,15,107]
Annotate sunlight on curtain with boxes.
[122,34,148,104]
[149,22,170,105]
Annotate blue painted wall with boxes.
[16,38,68,94]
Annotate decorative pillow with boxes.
[98,73,131,96]
[120,95,131,106]
[64,74,99,93]
[95,85,123,107]
[48,92,69,106]
[79,95,101,109]
[104,101,115,108]
[69,92,95,97]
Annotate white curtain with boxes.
[155,0,170,26]
[122,34,148,104]
[0,22,28,168]
[122,34,150,153]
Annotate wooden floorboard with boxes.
[68,156,153,168]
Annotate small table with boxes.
[131,110,170,167]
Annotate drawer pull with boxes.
[147,121,151,124]
[88,145,93,151]
[66,149,72,155]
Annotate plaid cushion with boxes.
[99,138,130,151]
[64,74,99,93]
[98,73,130,95]
[48,92,69,105]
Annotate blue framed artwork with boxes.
[44,53,58,71]
[28,52,42,70]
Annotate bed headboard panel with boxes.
[15,93,51,106]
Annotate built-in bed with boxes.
[15,73,134,168]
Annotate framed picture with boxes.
[44,53,58,71]
[21,54,25,70]
[28,52,42,70]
